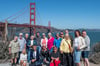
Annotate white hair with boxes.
[19,33,23,35]
[48,32,52,36]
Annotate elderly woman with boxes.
[60,34,73,66]
[40,33,48,48]
[27,35,37,63]
[47,33,54,52]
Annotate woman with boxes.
[20,49,27,66]
[29,44,40,66]
[50,46,60,66]
[40,33,48,48]
[54,33,61,49]
[40,45,50,66]
[27,35,37,62]
[47,33,54,52]
[60,34,73,66]
[73,30,85,66]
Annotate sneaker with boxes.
[11,63,14,66]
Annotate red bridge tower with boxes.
[30,3,36,35]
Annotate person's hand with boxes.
[9,51,11,55]
[56,58,59,61]
[29,45,32,47]
[51,57,55,60]
[32,59,36,62]
[51,60,53,63]
[60,51,63,54]
[44,59,47,63]
[71,48,74,53]
[77,46,80,50]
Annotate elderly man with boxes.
[18,33,26,63]
[25,33,30,62]
[35,32,41,54]
[25,33,30,51]
[9,36,20,66]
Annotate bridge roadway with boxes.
[0,22,49,29]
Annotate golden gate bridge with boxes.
[0,2,51,39]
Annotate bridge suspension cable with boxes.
[3,5,29,21]
[9,7,29,22]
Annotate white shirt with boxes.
[20,53,27,61]
[31,40,34,46]
[18,37,26,51]
[33,51,36,59]
[73,36,86,51]
[84,35,90,51]
[40,37,48,47]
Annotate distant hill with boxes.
[8,25,74,35]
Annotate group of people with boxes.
[9,30,90,66]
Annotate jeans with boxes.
[27,49,31,63]
[37,46,41,54]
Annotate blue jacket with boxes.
[54,38,61,48]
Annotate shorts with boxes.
[11,52,18,59]
[82,51,89,58]
[19,60,27,64]
[74,50,81,63]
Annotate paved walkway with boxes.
[0,62,100,66]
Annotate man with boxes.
[82,30,90,66]
[60,31,64,41]
[29,44,40,66]
[59,31,64,65]
[35,32,41,53]
[25,33,30,52]
[9,36,20,66]
[25,33,30,62]
[50,46,60,66]
[18,33,26,63]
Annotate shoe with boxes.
[11,63,14,66]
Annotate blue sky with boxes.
[0,0,100,29]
